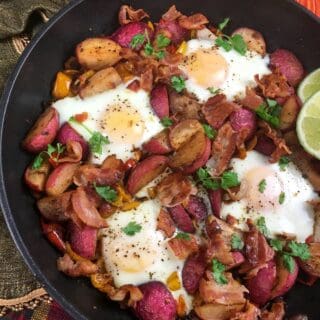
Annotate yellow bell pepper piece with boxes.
[147,21,155,32]
[176,41,187,55]
[166,271,181,291]
[52,71,72,100]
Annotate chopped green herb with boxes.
[171,76,186,93]
[218,17,230,31]
[156,34,171,48]
[94,184,118,202]
[175,232,191,240]
[32,153,45,169]
[207,87,221,95]
[220,171,240,190]
[197,168,220,190]
[279,156,290,171]
[130,34,145,49]
[32,142,66,169]
[215,34,247,56]
[256,99,281,128]
[215,36,233,52]
[122,221,142,236]
[256,217,269,237]
[89,132,110,155]
[144,42,154,56]
[269,239,284,252]
[231,234,244,250]
[282,253,295,273]
[258,179,266,193]
[46,144,56,157]
[155,50,165,59]
[288,241,310,261]
[203,124,217,140]
[212,259,228,285]
[278,192,285,205]
[160,117,173,128]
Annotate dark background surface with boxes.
[0,0,320,319]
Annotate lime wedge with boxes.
[298,68,320,103]
[297,91,320,159]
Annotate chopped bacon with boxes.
[71,187,107,228]
[157,19,188,44]
[261,301,285,320]
[57,141,82,163]
[157,209,176,238]
[140,68,153,92]
[240,87,264,111]
[258,121,291,163]
[202,94,238,129]
[57,253,98,277]
[210,122,237,176]
[168,235,199,259]
[127,79,140,92]
[101,155,125,171]
[195,303,245,320]
[255,70,292,99]
[162,5,183,21]
[178,13,209,30]
[230,302,261,320]
[118,5,149,25]
[157,172,196,207]
[199,271,248,305]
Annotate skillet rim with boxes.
[0,0,319,319]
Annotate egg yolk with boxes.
[244,166,283,212]
[101,104,145,144]
[182,48,228,88]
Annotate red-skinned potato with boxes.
[229,108,257,140]
[299,242,320,277]
[68,221,97,260]
[24,160,51,192]
[246,260,276,306]
[209,189,222,218]
[45,163,80,196]
[185,195,208,222]
[271,256,298,299]
[126,155,168,194]
[168,205,195,233]
[254,135,276,156]
[22,107,59,153]
[232,27,266,55]
[143,129,172,154]
[279,95,301,131]
[57,123,89,159]
[270,49,304,86]
[150,84,169,119]
[134,281,177,320]
[76,38,121,70]
[157,20,188,44]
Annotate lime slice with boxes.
[298,68,320,103]
[297,91,320,159]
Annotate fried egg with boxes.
[219,150,318,242]
[53,80,163,164]
[100,199,193,312]
[178,38,271,102]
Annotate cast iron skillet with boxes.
[0,0,320,319]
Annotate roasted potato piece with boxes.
[229,108,257,139]
[168,205,195,233]
[79,67,122,98]
[76,38,121,70]
[22,107,59,153]
[143,129,172,154]
[24,160,51,192]
[279,95,300,131]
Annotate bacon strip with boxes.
[240,87,264,111]
[261,301,285,320]
[162,5,183,21]
[57,141,82,163]
[156,209,176,238]
[118,5,149,25]
[178,13,209,30]
[168,235,199,259]
[140,68,153,92]
[230,302,261,320]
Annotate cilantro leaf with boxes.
[220,171,240,190]
[231,234,244,250]
[256,99,281,128]
[47,144,56,157]
[256,217,269,237]
[279,156,290,171]
[32,153,45,169]
[130,34,145,49]
[156,34,171,48]
[160,117,173,128]
[197,168,220,190]
[122,221,142,236]
[89,132,110,155]
[171,76,186,93]
[155,50,165,59]
[288,241,310,261]
[282,253,295,273]
[218,17,230,31]
[230,34,247,55]
[215,37,232,52]
[258,179,266,193]
[144,42,154,56]
[212,259,228,285]
[94,184,118,202]
[207,87,221,95]
[279,192,285,205]
[269,239,284,252]
[203,124,217,140]
[175,232,191,240]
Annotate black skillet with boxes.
[0,0,320,319]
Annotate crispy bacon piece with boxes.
[258,121,291,163]
[195,303,245,320]
[168,235,199,259]
[230,302,261,320]
[71,187,107,228]
[57,253,98,277]
[156,209,175,238]
[118,5,149,25]
[202,94,238,129]
[178,13,209,30]
[140,68,153,92]
[41,219,66,252]
[185,195,208,222]
[199,271,248,305]
[157,172,196,207]
[162,5,183,21]
[56,141,82,164]
[210,122,237,176]
[168,205,195,233]
[255,71,292,99]
[240,87,264,111]
[261,301,285,320]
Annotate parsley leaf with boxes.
[155,50,165,59]
[94,184,118,202]
[282,253,295,273]
[47,144,56,157]
[32,143,66,169]
[215,37,233,52]
[160,117,173,128]
[32,153,45,169]
[231,234,244,250]
[220,171,240,190]
[256,99,281,128]
[212,259,228,285]
[279,192,285,205]
[89,132,110,155]
[171,76,186,93]
[130,34,145,49]
[203,124,217,140]
[230,34,247,55]
[256,217,269,237]
[279,156,290,171]
[207,87,221,95]
[288,241,310,261]
[144,42,154,56]
[197,168,220,190]
[218,17,230,31]
[258,179,266,193]
[269,239,284,252]
[156,34,171,48]
[122,221,142,236]
[175,232,191,240]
